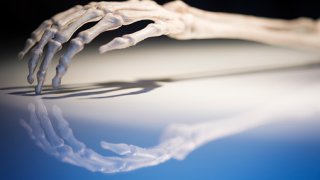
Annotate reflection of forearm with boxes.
[192,113,267,147]
[166,1,320,50]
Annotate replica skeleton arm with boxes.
[19,0,320,94]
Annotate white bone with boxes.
[18,20,52,60]
[52,5,83,26]
[19,5,84,60]
[52,38,85,88]
[34,8,105,94]
[25,6,90,85]
[54,8,104,43]
[99,22,167,53]
[55,9,88,28]
[35,40,62,94]
[165,1,318,33]
[20,0,320,94]
[79,13,124,44]
[27,27,57,84]
[166,0,320,48]
[51,10,183,88]
[97,0,160,12]
[52,14,123,88]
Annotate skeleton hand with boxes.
[19,0,320,95]
[19,0,187,94]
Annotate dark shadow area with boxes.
[1,60,320,99]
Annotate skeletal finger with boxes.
[99,22,167,53]
[18,20,53,60]
[34,106,75,162]
[97,0,159,12]
[51,38,84,88]
[52,105,86,152]
[26,27,58,85]
[54,8,104,43]
[51,104,120,171]
[33,40,60,94]
[52,14,124,88]
[52,5,83,26]
[24,101,128,172]
[33,100,91,166]
[26,7,88,86]
[51,105,121,170]
[35,99,64,147]
[52,12,168,88]
[35,8,104,94]
[19,5,84,60]
[26,103,54,153]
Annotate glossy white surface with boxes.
[1,40,320,128]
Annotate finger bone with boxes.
[99,22,166,53]
[52,5,83,24]
[27,27,58,85]
[18,20,52,60]
[54,8,104,43]
[55,9,87,28]
[35,39,61,94]
[52,14,124,88]
[52,38,84,88]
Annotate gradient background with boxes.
[1,1,320,180]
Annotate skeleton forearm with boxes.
[166,1,320,49]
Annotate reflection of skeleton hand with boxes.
[19,83,320,173]
[17,98,271,173]
[19,0,320,94]
[17,97,289,173]
[20,98,201,173]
